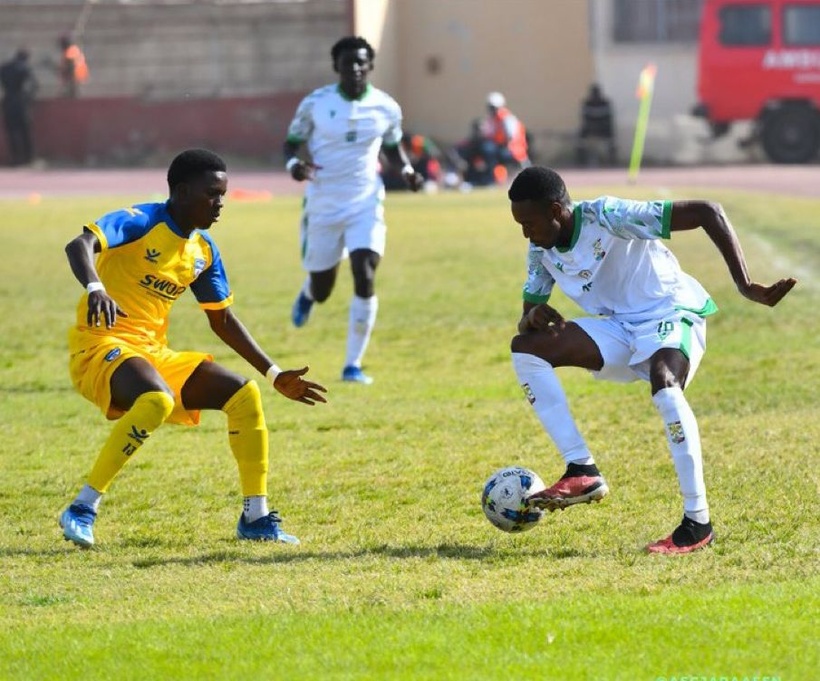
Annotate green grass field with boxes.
[0,183,817,680]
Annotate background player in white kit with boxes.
[507,166,796,554]
[283,36,423,385]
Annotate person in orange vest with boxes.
[478,91,529,183]
[58,34,89,98]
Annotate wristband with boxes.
[285,157,300,172]
[86,281,105,293]
[265,364,283,384]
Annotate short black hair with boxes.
[167,148,226,190]
[331,36,375,67]
[508,166,571,205]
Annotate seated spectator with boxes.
[382,132,466,192]
[457,92,530,186]
[576,83,617,167]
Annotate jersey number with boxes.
[656,321,675,340]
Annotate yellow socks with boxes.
[84,383,269,506]
[222,380,269,497]
[87,391,175,493]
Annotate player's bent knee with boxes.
[222,379,265,426]
[139,390,175,423]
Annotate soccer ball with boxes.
[481,466,546,533]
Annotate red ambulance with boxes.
[693,0,820,163]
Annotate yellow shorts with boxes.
[68,331,213,426]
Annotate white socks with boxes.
[74,484,102,512]
[511,352,594,465]
[345,295,378,368]
[652,386,710,524]
[243,495,269,523]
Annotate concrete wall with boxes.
[0,0,351,165]
[355,0,594,161]
[2,0,753,167]
[0,0,350,99]
[15,93,303,166]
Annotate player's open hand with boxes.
[273,366,328,405]
[87,290,128,328]
[524,303,566,335]
[739,278,797,307]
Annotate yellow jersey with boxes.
[69,201,234,350]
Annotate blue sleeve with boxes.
[189,233,232,307]
[90,203,158,249]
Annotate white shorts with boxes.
[574,311,708,385]
[299,197,386,272]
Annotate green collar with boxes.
[337,83,371,101]
[556,205,582,253]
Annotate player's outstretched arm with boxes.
[65,230,128,328]
[669,200,797,307]
[270,366,327,406]
[204,308,327,405]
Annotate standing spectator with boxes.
[58,34,89,98]
[0,49,38,166]
[283,36,423,385]
[577,83,616,167]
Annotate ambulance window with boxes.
[719,5,772,45]
[784,6,820,45]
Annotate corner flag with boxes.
[628,64,657,183]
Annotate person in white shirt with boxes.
[283,36,423,385]
[507,166,796,554]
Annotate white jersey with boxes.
[286,83,404,214]
[523,197,717,323]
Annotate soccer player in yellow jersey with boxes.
[60,148,327,548]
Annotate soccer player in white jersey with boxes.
[283,36,423,385]
[59,149,327,548]
[507,166,796,554]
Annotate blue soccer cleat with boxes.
[291,291,314,328]
[59,503,97,548]
[342,365,373,385]
[236,511,300,544]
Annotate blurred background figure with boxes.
[576,83,617,167]
[457,91,530,186]
[382,131,466,192]
[58,34,88,98]
[0,48,38,166]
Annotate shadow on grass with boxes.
[0,385,75,394]
[0,547,75,559]
[124,542,596,569]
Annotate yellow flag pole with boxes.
[628,64,657,183]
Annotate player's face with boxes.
[336,47,372,96]
[180,170,228,230]
[511,199,563,249]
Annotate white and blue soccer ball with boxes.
[481,466,546,533]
